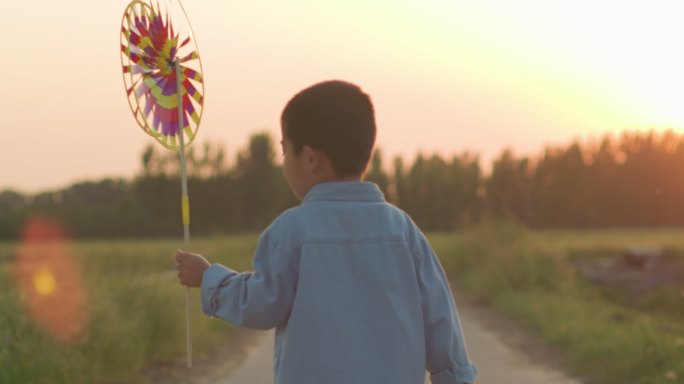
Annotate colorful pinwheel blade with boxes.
[120,0,204,150]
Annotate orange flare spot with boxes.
[14,216,89,344]
[33,267,56,296]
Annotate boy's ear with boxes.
[301,145,325,172]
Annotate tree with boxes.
[234,133,284,231]
[486,149,533,224]
[392,156,406,207]
[0,190,27,239]
[447,153,483,228]
[364,148,390,198]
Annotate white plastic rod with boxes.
[175,60,192,368]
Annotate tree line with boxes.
[1,129,683,239]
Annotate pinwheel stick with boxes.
[175,59,193,368]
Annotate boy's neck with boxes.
[314,165,363,184]
[318,174,362,183]
[301,173,362,199]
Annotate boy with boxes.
[175,80,477,384]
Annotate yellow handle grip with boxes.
[182,195,190,225]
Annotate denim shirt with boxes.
[201,181,477,384]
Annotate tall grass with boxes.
[4,227,684,383]
[0,236,257,384]
[430,223,684,384]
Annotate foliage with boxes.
[431,225,684,384]
[0,236,257,384]
[490,131,684,228]
[3,129,684,239]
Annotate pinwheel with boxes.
[120,0,204,367]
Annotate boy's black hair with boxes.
[281,80,376,177]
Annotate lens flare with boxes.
[33,267,56,295]
[13,216,89,344]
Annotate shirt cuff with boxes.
[200,263,238,316]
[430,362,478,384]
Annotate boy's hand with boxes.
[175,250,210,287]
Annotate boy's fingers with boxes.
[177,271,189,285]
[175,250,186,263]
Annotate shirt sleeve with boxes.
[200,231,297,330]
[415,233,478,384]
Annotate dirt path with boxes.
[141,326,262,384]
[200,289,585,384]
[214,330,274,384]
[143,287,584,383]
[454,292,583,383]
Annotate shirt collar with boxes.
[302,181,385,203]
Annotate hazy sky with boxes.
[2,0,683,193]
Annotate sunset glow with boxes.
[1,1,683,191]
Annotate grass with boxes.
[429,222,684,384]
[3,226,684,383]
[0,235,258,384]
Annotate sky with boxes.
[2,0,683,193]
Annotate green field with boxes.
[2,227,684,383]
[431,224,684,384]
[0,236,258,384]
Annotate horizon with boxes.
[2,0,683,193]
[4,127,681,196]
